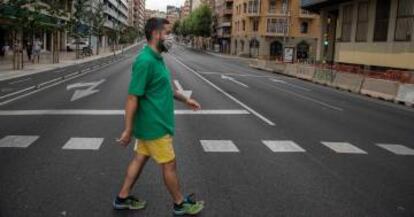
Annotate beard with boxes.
[157,40,168,53]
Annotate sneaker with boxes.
[173,194,204,216]
[113,195,146,210]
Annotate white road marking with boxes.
[66,79,106,101]
[169,55,275,126]
[269,84,343,111]
[0,86,36,100]
[62,137,104,150]
[376,144,414,155]
[321,142,367,154]
[175,109,249,114]
[0,135,39,148]
[8,77,32,85]
[173,80,192,98]
[200,140,240,152]
[38,77,62,87]
[262,140,306,152]
[221,75,249,88]
[0,109,250,115]
[0,60,121,106]
[269,78,311,91]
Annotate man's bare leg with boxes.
[118,153,149,198]
[161,159,184,204]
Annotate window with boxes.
[356,2,369,41]
[253,19,259,31]
[244,3,247,13]
[269,0,276,13]
[240,40,244,52]
[300,22,308,33]
[395,0,414,41]
[267,18,287,34]
[374,0,391,41]
[341,4,353,42]
[248,0,259,14]
[282,0,288,14]
[242,20,246,31]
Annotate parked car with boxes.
[66,41,89,51]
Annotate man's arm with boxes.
[117,95,139,146]
[174,90,201,110]
[173,90,188,103]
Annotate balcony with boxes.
[301,0,351,11]
[223,8,232,15]
[263,31,286,37]
[299,9,316,18]
[217,32,231,38]
[217,22,231,28]
[267,10,290,17]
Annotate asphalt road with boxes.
[0,43,413,217]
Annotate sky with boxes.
[146,0,185,11]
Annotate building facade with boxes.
[166,5,180,25]
[180,0,192,18]
[303,0,414,70]
[104,0,129,29]
[192,0,216,11]
[145,9,167,21]
[132,0,145,31]
[215,0,234,53]
[231,0,320,62]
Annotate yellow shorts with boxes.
[134,134,175,164]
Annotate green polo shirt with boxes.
[128,45,174,140]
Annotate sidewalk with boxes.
[0,42,143,82]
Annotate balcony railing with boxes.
[223,8,232,15]
[299,9,316,18]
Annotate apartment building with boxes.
[215,0,234,53]
[132,0,145,31]
[180,0,192,18]
[302,0,414,70]
[166,5,180,25]
[232,0,320,62]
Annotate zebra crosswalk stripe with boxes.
[262,140,306,152]
[0,135,39,148]
[62,137,104,150]
[376,144,414,156]
[200,140,240,152]
[321,142,367,154]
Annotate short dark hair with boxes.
[144,17,170,41]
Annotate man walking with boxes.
[114,18,204,216]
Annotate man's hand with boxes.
[117,130,132,147]
[186,98,201,111]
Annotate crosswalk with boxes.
[0,135,413,156]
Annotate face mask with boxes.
[158,34,174,53]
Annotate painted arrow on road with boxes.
[221,75,249,88]
[67,79,106,101]
[173,80,192,98]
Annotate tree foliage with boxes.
[175,4,212,37]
